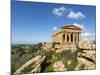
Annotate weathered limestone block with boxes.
[14,55,46,74]
[14,55,42,74]
[53,61,67,72]
[54,44,60,49]
[31,56,46,73]
[75,62,85,70]
[75,57,96,70]
[63,45,70,50]
[42,43,52,51]
[70,45,77,53]
[79,41,96,50]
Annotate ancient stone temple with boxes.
[52,25,81,50]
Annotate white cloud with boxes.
[52,7,66,16]
[81,32,95,41]
[92,32,96,36]
[68,11,85,19]
[52,7,85,19]
[81,32,91,37]
[52,27,57,31]
[73,23,85,29]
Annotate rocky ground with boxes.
[13,45,96,74]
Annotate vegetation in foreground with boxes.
[11,43,81,74]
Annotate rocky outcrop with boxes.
[53,61,67,72]
[75,57,96,70]
[31,56,45,73]
[79,41,96,50]
[42,43,52,51]
[14,55,46,74]
[56,44,77,53]
[75,50,96,70]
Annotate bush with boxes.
[43,63,54,72]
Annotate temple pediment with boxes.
[61,25,81,30]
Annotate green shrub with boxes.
[43,63,54,72]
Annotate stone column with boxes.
[73,32,75,42]
[62,33,64,42]
[65,33,67,42]
[69,33,71,42]
[70,32,72,42]
[74,33,77,42]
[76,33,78,43]
[78,33,79,42]
[78,33,81,42]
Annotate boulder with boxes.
[53,61,67,72]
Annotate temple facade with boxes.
[52,25,81,49]
[42,25,95,52]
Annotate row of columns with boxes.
[62,32,80,43]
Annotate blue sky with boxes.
[12,0,96,44]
